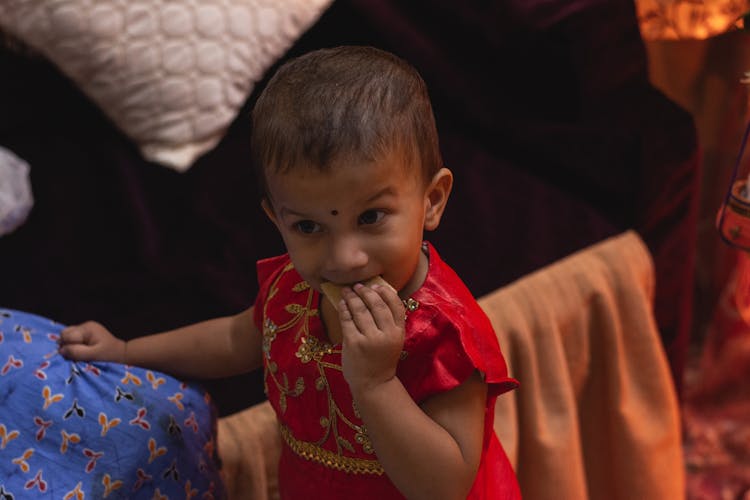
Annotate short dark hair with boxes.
[251,46,443,194]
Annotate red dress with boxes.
[253,242,521,499]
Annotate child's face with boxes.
[263,151,450,295]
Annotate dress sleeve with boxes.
[252,254,289,331]
[398,302,518,403]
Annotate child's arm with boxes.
[58,307,263,379]
[339,284,486,500]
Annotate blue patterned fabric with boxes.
[0,309,225,499]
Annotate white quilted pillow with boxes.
[0,0,333,171]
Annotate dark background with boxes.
[0,0,699,415]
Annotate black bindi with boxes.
[330,209,339,216]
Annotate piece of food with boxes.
[320,276,396,306]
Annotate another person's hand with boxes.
[338,283,406,396]
[58,321,127,364]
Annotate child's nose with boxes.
[326,235,368,278]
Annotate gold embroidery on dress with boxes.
[263,263,412,471]
[403,297,420,312]
[262,319,277,358]
[295,336,333,363]
[354,426,374,454]
[280,425,384,475]
[262,269,314,413]
[285,303,305,314]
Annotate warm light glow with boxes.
[636,0,750,40]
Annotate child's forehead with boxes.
[264,154,426,206]
[265,149,422,184]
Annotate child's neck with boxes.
[320,247,429,345]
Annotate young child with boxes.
[59,46,520,499]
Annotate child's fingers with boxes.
[337,306,361,352]
[356,284,398,332]
[58,343,94,361]
[342,285,379,335]
[59,325,91,345]
[373,285,406,328]
[336,296,355,325]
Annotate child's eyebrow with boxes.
[365,186,396,204]
[278,207,309,219]
[277,186,396,220]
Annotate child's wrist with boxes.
[349,374,398,403]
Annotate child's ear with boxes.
[424,167,453,231]
[261,198,279,228]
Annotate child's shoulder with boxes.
[255,253,293,287]
[417,243,508,345]
[408,244,500,362]
[402,245,517,399]
[418,242,487,321]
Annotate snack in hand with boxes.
[320,276,396,306]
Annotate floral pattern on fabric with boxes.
[0,309,224,499]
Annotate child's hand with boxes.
[58,321,127,364]
[338,283,406,396]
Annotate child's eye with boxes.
[293,220,322,234]
[358,210,385,225]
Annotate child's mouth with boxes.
[319,276,394,306]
